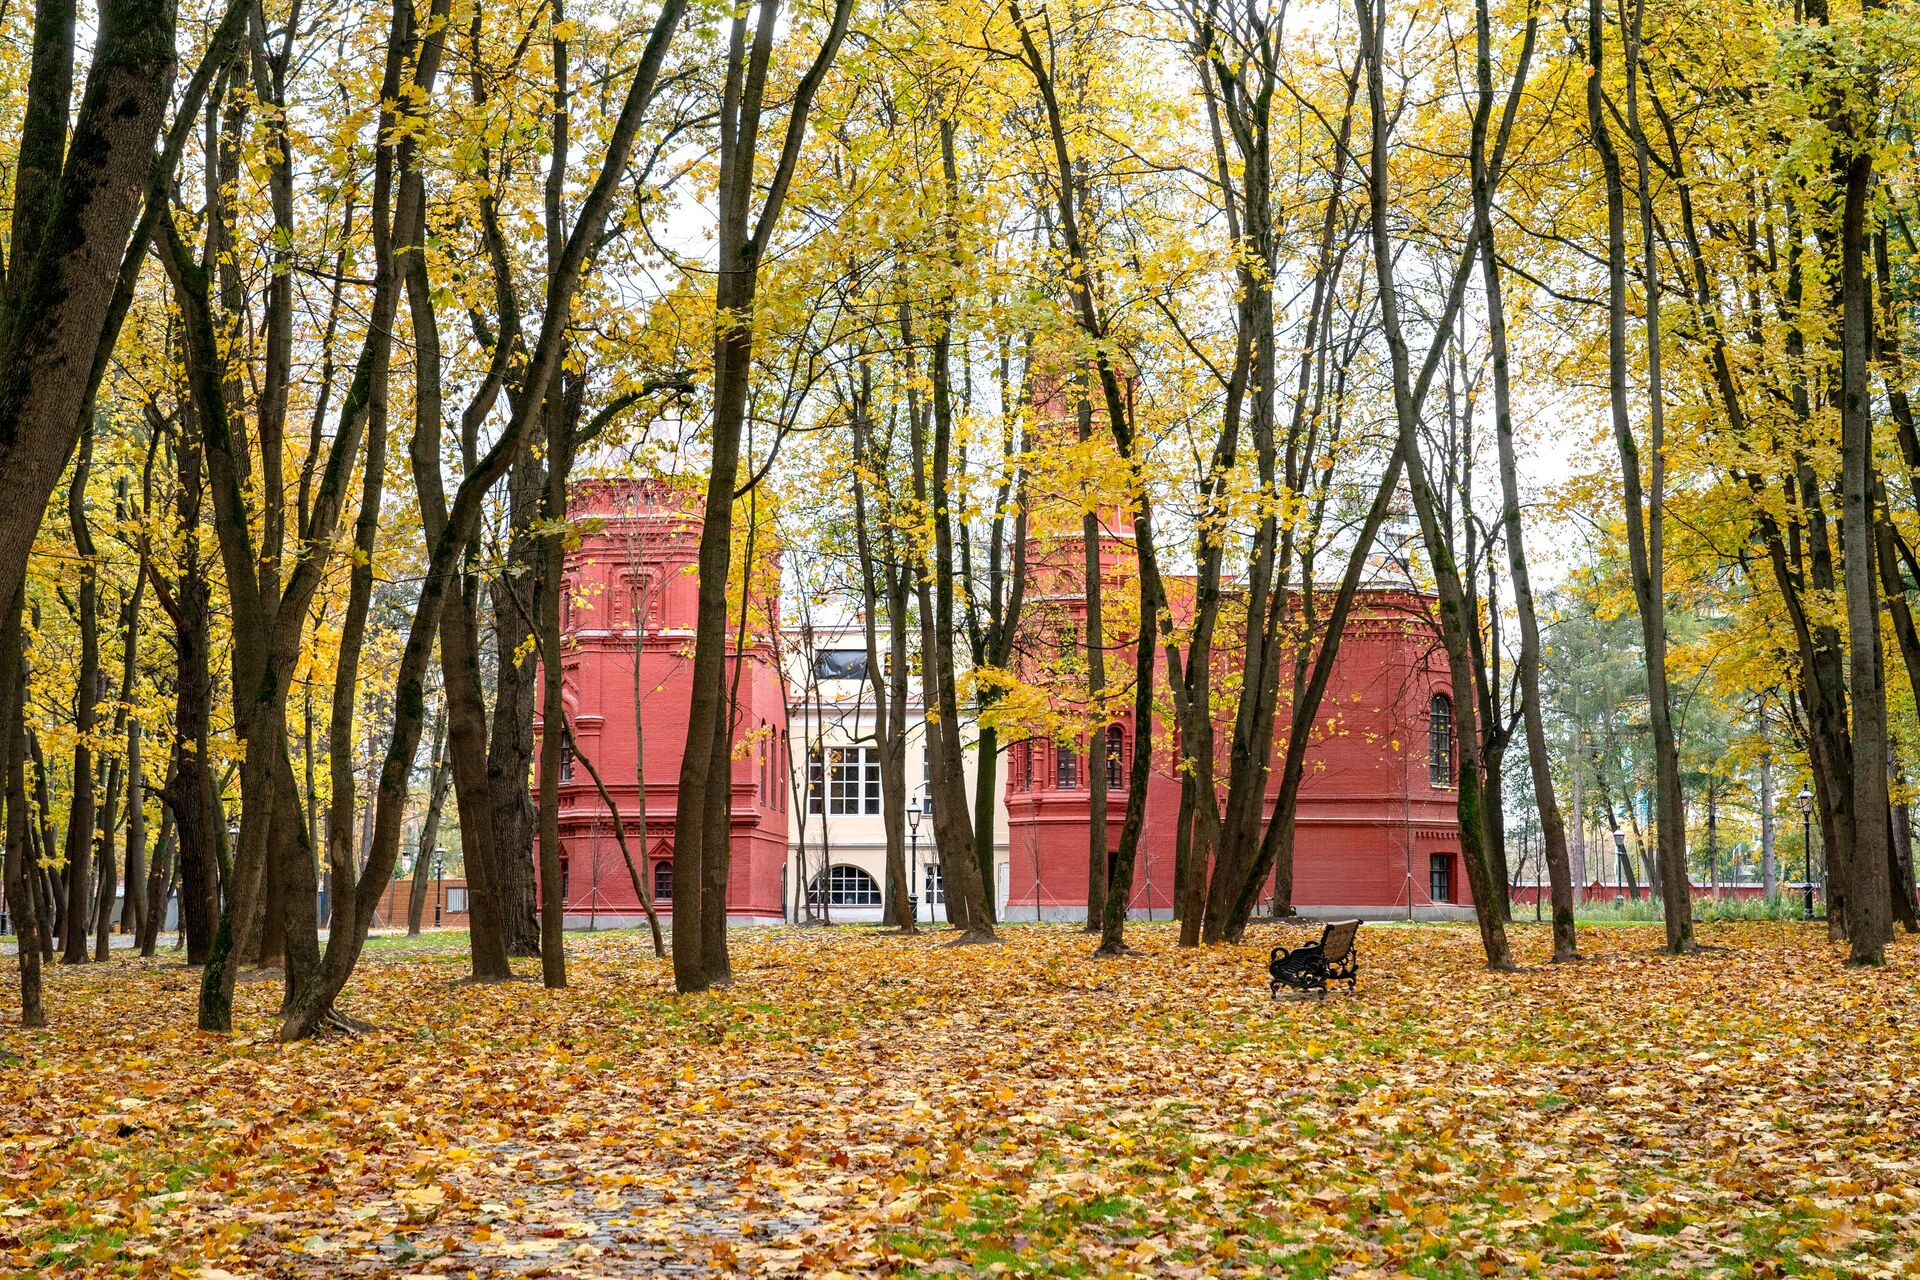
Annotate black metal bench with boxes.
[1269,919,1361,996]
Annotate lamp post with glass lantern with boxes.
[1798,787,1814,920]
[906,798,922,926]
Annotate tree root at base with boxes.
[942,929,1001,947]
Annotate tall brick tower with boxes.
[536,477,790,925]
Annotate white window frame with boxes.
[809,864,884,907]
[807,746,882,815]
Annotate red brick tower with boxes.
[535,478,789,924]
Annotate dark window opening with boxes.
[654,860,673,902]
[1429,693,1454,788]
[1430,854,1452,903]
[1106,724,1125,789]
[1057,743,1078,790]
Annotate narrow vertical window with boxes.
[1057,743,1078,790]
[1106,724,1125,789]
[1429,693,1454,787]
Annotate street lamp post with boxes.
[434,846,447,928]
[906,797,922,926]
[1798,787,1814,920]
[1612,828,1629,905]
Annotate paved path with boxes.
[0,932,141,956]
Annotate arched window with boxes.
[653,860,673,902]
[808,864,883,907]
[1106,724,1125,789]
[1429,693,1454,787]
[1056,742,1079,790]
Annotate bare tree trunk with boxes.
[1471,0,1572,960]
[1081,390,1108,932]
[849,367,914,933]
[137,804,174,957]
[1836,76,1890,961]
[406,708,449,936]
[535,374,575,988]
[487,488,545,958]
[64,423,99,964]
[95,554,145,959]
[120,634,146,939]
[396,19,517,981]
[1600,0,1692,953]
[3,587,46,1025]
[1355,0,1511,970]
[1760,743,1777,896]
[161,420,219,968]
[673,0,855,990]
[925,123,993,937]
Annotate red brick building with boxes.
[1000,519,1471,921]
[541,478,1470,925]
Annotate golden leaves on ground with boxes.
[2,922,1919,1277]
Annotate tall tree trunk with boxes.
[398,41,517,982]
[407,707,449,936]
[850,369,913,932]
[486,449,546,958]
[137,804,173,957]
[96,558,145,959]
[1760,743,1777,896]
[673,0,856,989]
[3,587,45,1025]
[1603,0,1692,953]
[534,372,574,989]
[925,122,993,936]
[1356,0,1511,970]
[63,423,99,965]
[1081,403,1108,931]
[1645,80,1855,927]
[120,655,145,938]
[1471,0,1572,959]
[163,422,219,968]
[324,253,394,956]
[1836,89,1890,962]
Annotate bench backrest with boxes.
[1320,919,1361,963]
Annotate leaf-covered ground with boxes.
[3,921,1917,1278]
